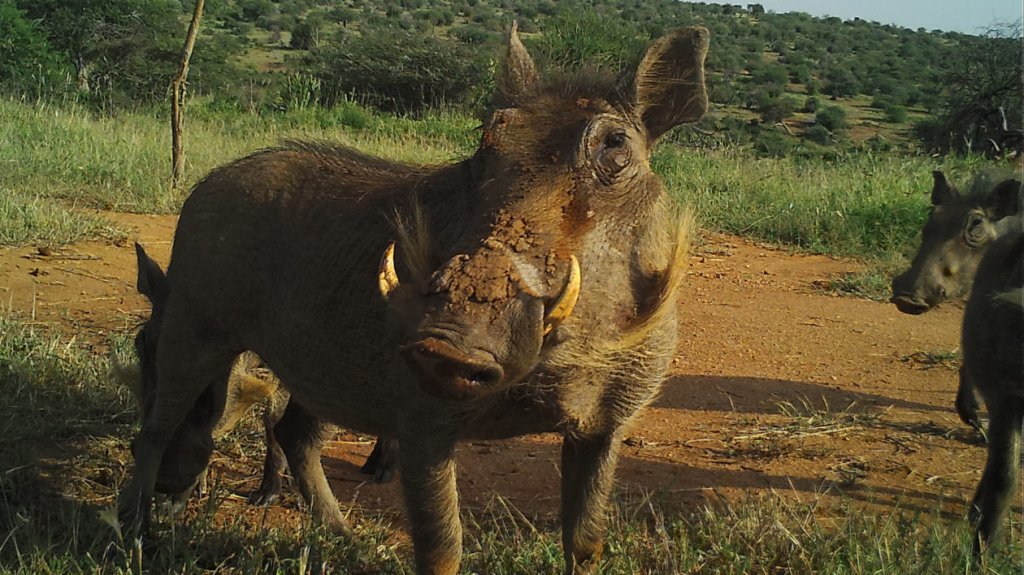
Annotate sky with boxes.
[702,1,1023,35]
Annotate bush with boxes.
[0,1,68,97]
[309,24,490,113]
[883,103,907,123]
[758,94,798,124]
[752,128,793,158]
[532,11,648,72]
[803,124,833,145]
[816,105,849,133]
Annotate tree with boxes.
[15,0,182,105]
[0,1,66,95]
[171,0,204,188]
[916,21,1023,155]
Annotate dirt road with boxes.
[0,212,991,526]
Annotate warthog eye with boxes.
[597,130,631,175]
[963,213,988,246]
[604,131,627,149]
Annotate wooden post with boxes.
[171,0,205,189]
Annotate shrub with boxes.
[0,1,68,97]
[752,128,793,158]
[883,103,907,123]
[309,24,490,113]
[532,11,648,72]
[816,105,849,133]
[803,124,833,145]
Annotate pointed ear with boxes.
[492,21,539,109]
[931,171,959,205]
[632,27,710,143]
[135,242,167,304]
[987,178,1022,220]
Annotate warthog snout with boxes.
[381,241,582,399]
[890,272,943,314]
[402,338,504,400]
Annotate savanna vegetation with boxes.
[1,0,1022,573]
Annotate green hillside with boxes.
[2,0,1021,156]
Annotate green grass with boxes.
[0,97,476,239]
[1,316,1021,574]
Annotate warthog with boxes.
[128,244,396,525]
[891,171,1021,427]
[960,229,1023,554]
[118,24,708,575]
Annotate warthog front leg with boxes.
[399,437,461,575]
[969,396,1022,555]
[956,368,983,431]
[271,399,349,534]
[560,432,619,575]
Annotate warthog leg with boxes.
[969,395,1022,555]
[560,433,619,575]
[249,390,288,506]
[360,437,399,483]
[271,399,349,535]
[956,368,983,432]
[399,437,461,575]
[117,321,237,536]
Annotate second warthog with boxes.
[891,170,1021,427]
[960,228,1023,554]
[118,25,708,575]
[126,244,396,527]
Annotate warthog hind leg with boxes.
[360,437,399,483]
[956,368,983,432]
[249,391,288,505]
[272,399,349,534]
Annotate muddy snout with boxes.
[402,337,504,400]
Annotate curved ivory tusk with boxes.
[544,255,581,335]
[378,242,400,300]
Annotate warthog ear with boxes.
[931,171,959,205]
[492,20,539,109]
[632,27,710,143]
[987,178,1022,220]
[135,242,167,305]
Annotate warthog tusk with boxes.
[378,242,400,300]
[544,255,580,335]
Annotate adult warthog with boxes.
[118,24,708,575]
[960,229,1023,555]
[890,170,1021,428]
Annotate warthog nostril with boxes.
[402,338,504,399]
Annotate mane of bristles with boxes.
[550,208,695,377]
[391,198,434,289]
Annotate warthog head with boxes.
[891,171,1022,314]
[378,24,708,401]
[131,243,223,498]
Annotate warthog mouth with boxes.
[891,294,932,315]
[400,337,505,401]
